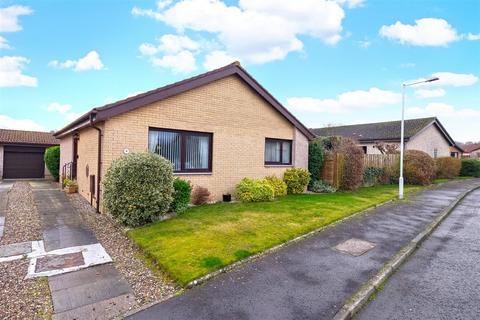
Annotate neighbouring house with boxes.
[462,143,480,158]
[54,62,314,211]
[450,143,464,158]
[0,129,59,179]
[312,117,456,158]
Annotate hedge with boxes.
[397,150,435,185]
[435,157,461,179]
[264,175,287,197]
[283,168,311,194]
[170,178,192,213]
[44,146,60,181]
[460,159,480,177]
[236,178,275,202]
[308,139,324,183]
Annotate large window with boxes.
[149,128,212,173]
[265,138,292,165]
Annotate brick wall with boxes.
[96,75,308,207]
[0,145,3,178]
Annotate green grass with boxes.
[128,184,421,285]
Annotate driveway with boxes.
[128,179,480,320]
[356,188,480,320]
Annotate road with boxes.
[356,188,480,320]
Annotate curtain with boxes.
[282,141,291,164]
[185,135,209,169]
[265,140,281,162]
[148,130,181,171]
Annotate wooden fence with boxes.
[363,154,399,169]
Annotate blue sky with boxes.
[0,0,479,141]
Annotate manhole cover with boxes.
[334,238,376,256]
[35,252,85,272]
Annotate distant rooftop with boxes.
[311,117,452,144]
[0,129,59,145]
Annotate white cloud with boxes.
[358,40,370,48]
[287,87,401,114]
[0,56,37,87]
[379,18,459,46]
[0,5,33,32]
[47,102,72,114]
[133,0,346,64]
[415,88,445,98]
[335,0,365,9]
[0,36,10,49]
[412,72,478,88]
[49,51,104,72]
[0,114,45,131]
[466,33,480,41]
[203,50,239,70]
[151,50,197,73]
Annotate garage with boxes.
[1,129,59,180]
[3,145,46,179]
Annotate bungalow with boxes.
[54,62,314,211]
[463,143,480,158]
[0,129,59,179]
[312,117,455,158]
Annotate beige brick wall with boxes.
[406,124,450,158]
[76,125,103,207]
[59,135,73,178]
[94,75,308,208]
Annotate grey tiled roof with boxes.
[0,129,59,145]
[311,117,437,142]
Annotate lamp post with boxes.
[399,76,439,199]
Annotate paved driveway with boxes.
[356,188,480,320]
[128,179,480,320]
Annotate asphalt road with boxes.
[128,180,480,320]
[356,188,480,320]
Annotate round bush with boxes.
[103,152,174,227]
[283,168,311,194]
[236,178,274,202]
[170,178,192,213]
[264,175,287,197]
[308,139,325,183]
[44,146,60,181]
[435,157,461,179]
[460,159,480,177]
[396,150,435,185]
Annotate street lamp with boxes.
[399,76,439,199]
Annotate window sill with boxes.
[264,164,294,168]
[174,172,213,176]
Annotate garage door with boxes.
[3,145,46,179]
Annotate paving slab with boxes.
[0,241,32,257]
[127,179,480,320]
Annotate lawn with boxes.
[128,184,420,285]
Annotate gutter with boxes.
[89,111,102,213]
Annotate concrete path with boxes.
[0,181,13,239]
[29,181,134,319]
[356,188,480,320]
[128,179,480,320]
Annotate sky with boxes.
[0,0,479,142]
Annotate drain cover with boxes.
[334,238,376,256]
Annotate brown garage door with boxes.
[3,145,46,179]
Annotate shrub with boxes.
[283,168,311,194]
[395,150,435,185]
[264,175,287,197]
[103,152,174,227]
[435,157,461,179]
[363,167,385,187]
[236,178,275,202]
[336,138,364,191]
[460,159,480,177]
[192,186,211,205]
[44,146,60,181]
[310,180,336,193]
[63,178,77,187]
[170,178,192,213]
[308,139,325,183]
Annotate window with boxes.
[265,138,292,165]
[362,146,367,154]
[148,128,212,173]
[433,148,438,158]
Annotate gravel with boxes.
[68,193,179,306]
[0,182,53,319]
[0,182,42,245]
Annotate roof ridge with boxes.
[311,116,436,130]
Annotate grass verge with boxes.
[128,184,421,285]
